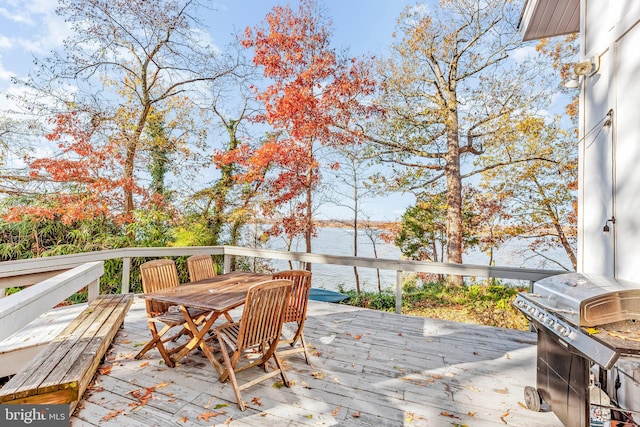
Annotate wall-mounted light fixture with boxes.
[603,217,615,232]
[565,75,581,88]
[564,56,601,89]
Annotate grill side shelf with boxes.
[514,294,620,369]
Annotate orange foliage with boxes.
[5,111,149,224]
[238,0,376,241]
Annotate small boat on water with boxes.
[308,288,349,303]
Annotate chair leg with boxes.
[278,330,312,366]
[218,339,246,411]
[135,321,176,368]
[298,332,311,365]
[271,353,290,387]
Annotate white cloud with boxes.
[0,7,35,25]
[0,59,14,81]
[509,45,538,64]
[0,35,13,49]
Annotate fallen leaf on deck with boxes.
[331,405,341,416]
[353,334,362,340]
[505,353,511,359]
[179,416,188,423]
[518,401,527,409]
[352,411,361,418]
[121,339,131,344]
[98,365,112,375]
[197,410,227,421]
[440,411,461,419]
[333,377,340,384]
[155,381,170,389]
[139,362,149,368]
[301,381,311,389]
[252,397,263,406]
[130,387,155,406]
[102,409,124,421]
[214,403,229,409]
[500,409,510,424]
[494,387,508,394]
[311,371,326,379]
[467,411,476,417]
[466,385,480,392]
[405,413,414,422]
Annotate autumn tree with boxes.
[241,0,375,255]
[183,78,266,248]
[6,0,237,226]
[325,142,378,293]
[366,0,554,285]
[481,117,578,271]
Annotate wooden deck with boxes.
[68,297,563,426]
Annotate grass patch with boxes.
[339,277,530,331]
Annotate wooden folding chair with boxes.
[273,270,313,365]
[135,259,206,367]
[186,254,217,282]
[214,279,292,411]
[186,254,236,323]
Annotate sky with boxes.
[0,0,418,221]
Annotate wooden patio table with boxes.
[140,271,271,373]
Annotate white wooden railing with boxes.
[0,246,566,341]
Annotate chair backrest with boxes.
[140,259,180,315]
[186,254,217,282]
[272,270,312,323]
[236,279,292,350]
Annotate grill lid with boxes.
[527,272,640,327]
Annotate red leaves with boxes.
[197,410,227,421]
[5,111,144,225]
[130,387,155,406]
[236,0,375,241]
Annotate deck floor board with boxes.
[65,296,563,426]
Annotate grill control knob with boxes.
[555,324,570,337]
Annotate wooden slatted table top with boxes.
[139,271,271,313]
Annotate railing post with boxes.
[395,270,403,314]
[223,254,231,274]
[87,278,100,302]
[121,257,131,294]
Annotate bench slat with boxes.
[0,294,132,409]
[61,295,131,407]
[37,295,124,396]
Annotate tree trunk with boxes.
[304,142,313,271]
[445,110,464,287]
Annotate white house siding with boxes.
[579,0,640,281]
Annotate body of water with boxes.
[264,227,572,292]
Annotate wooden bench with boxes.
[0,293,133,414]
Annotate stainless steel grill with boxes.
[514,272,640,427]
